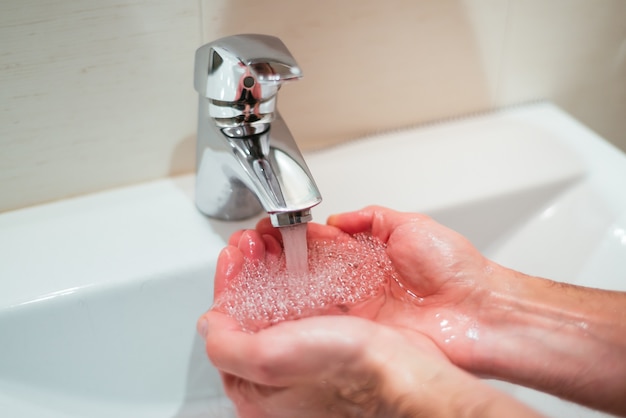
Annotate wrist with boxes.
[471,268,588,380]
[469,266,626,414]
[360,325,541,418]
[378,345,543,418]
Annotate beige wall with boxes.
[1,0,625,213]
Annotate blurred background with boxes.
[1,0,624,213]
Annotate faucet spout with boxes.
[193,34,322,227]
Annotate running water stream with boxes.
[279,223,309,276]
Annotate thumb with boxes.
[327,205,407,243]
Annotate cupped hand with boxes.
[197,223,542,418]
[198,228,452,418]
[245,206,504,371]
[326,206,503,370]
[199,310,457,418]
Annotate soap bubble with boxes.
[213,233,397,332]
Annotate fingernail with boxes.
[197,317,209,338]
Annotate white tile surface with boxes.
[1,0,625,213]
[0,1,200,212]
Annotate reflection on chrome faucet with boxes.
[193,34,322,227]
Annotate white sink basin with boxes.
[1,103,625,417]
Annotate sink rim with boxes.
[2,102,626,418]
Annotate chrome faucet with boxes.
[193,34,322,227]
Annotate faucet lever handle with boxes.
[194,34,302,102]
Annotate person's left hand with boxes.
[199,308,454,418]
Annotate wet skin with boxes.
[199,206,626,417]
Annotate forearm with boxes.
[381,349,545,418]
[472,267,626,416]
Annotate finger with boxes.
[255,217,282,243]
[203,310,273,383]
[213,245,244,299]
[237,229,266,261]
[263,233,282,261]
[328,205,432,244]
[228,230,245,246]
[306,222,350,241]
[204,314,370,386]
[197,308,241,340]
[327,205,394,241]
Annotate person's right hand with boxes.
[243,205,502,371]
[324,206,501,370]
[326,206,626,417]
